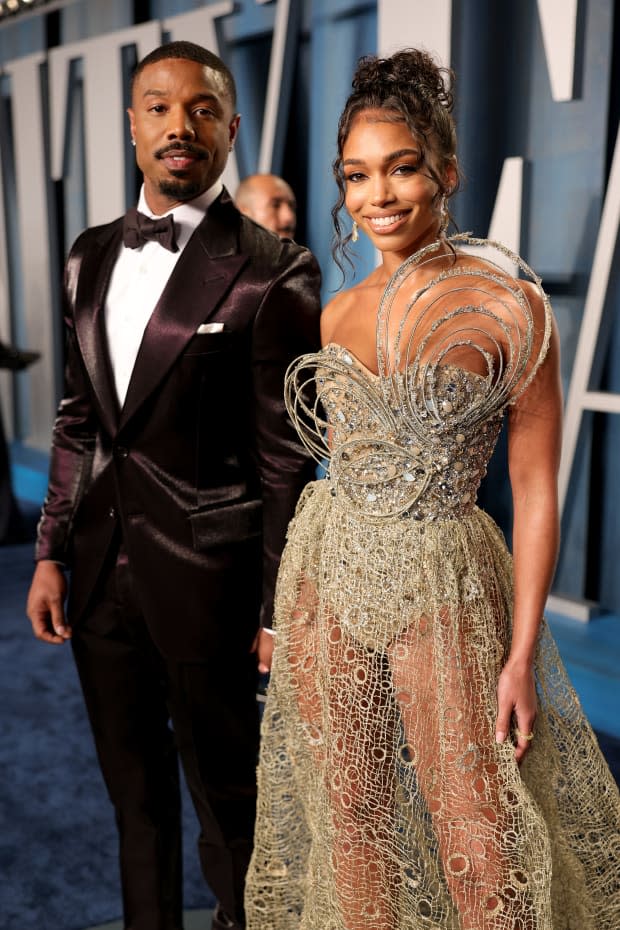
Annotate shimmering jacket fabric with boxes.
[35,190,322,658]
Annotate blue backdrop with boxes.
[0,0,618,612]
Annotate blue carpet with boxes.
[547,610,620,738]
[0,538,213,930]
[1,524,619,929]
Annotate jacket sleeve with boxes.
[251,243,322,628]
[35,242,98,565]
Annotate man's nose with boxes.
[281,203,296,225]
[166,107,196,140]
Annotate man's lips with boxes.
[162,153,198,171]
[156,144,207,171]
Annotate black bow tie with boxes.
[122,207,178,252]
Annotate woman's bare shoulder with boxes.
[519,278,549,324]
[321,288,360,344]
[321,275,385,345]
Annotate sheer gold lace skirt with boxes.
[246,481,620,930]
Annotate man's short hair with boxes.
[132,40,237,109]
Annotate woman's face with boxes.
[342,109,452,261]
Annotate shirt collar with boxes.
[137,181,224,250]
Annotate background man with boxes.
[26,41,321,930]
[235,173,297,239]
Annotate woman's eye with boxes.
[149,104,166,114]
[345,172,366,183]
[394,164,419,176]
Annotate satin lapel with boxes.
[73,222,123,436]
[119,206,247,431]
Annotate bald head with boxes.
[235,173,297,239]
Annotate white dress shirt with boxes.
[105,180,223,407]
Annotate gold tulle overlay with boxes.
[245,240,620,929]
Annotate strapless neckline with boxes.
[321,341,489,386]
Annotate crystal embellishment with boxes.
[283,235,552,524]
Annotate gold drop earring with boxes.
[351,221,359,243]
[439,193,450,236]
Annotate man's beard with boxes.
[158,177,203,201]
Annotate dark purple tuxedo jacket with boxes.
[36,190,321,659]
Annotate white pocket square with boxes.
[196,322,224,334]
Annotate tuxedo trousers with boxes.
[70,541,259,930]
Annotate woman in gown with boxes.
[246,49,620,930]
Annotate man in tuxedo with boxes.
[26,41,321,930]
[235,173,297,240]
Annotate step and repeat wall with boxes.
[0,0,618,610]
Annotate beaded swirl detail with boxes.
[285,237,551,522]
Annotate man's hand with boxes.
[26,560,71,645]
[251,628,275,674]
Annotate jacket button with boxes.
[115,445,128,459]
[108,507,117,519]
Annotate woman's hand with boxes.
[495,658,537,764]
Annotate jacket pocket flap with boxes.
[189,498,263,549]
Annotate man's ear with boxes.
[229,114,241,149]
[127,108,136,145]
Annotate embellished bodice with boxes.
[285,237,552,524]
[317,346,503,521]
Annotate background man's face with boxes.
[242,176,297,238]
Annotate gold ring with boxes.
[515,728,534,741]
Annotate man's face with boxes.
[128,57,240,214]
[244,177,297,238]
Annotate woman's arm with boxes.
[495,305,563,763]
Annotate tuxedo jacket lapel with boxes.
[73,222,123,437]
[119,199,248,431]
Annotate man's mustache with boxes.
[155,142,208,160]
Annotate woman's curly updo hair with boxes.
[332,48,460,272]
